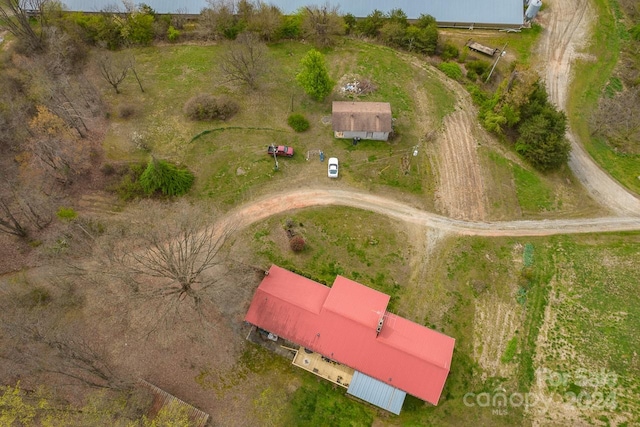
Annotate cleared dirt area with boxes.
[473,296,521,380]
[406,53,490,221]
[433,92,489,221]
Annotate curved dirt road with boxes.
[538,0,640,216]
[217,188,640,237]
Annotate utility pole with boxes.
[485,43,508,84]
[272,146,279,171]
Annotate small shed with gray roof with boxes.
[332,101,392,141]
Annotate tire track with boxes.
[435,107,487,220]
[216,188,640,237]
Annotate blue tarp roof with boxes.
[347,371,407,415]
[61,0,524,27]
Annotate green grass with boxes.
[441,23,542,67]
[517,241,553,391]
[352,43,415,114]
[249,207,409,311]
[286,379,375,426]
[481,149,520,218]
[483,150,557,216]
[566,0,640,195]
[540,233,640,424]
[501,336,518,363]
[399,236,529,426]
[512,163,555,212]
[56,207,78,220]
[422,74,456,125]
[100,39,445,205]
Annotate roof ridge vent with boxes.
[376,317,384,336]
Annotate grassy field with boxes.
[440,23,543,68]
[566,0,640,195]
[480,149,603,219]
[99,39,452,207]
[247,207,411,310]
[535,233,640,425]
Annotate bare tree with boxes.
[0,72,33,149]
[0,197,28,237]
[0,280,128,390]
[591,86,640,154]
[27,105,90,183]
[0,0,49,53]
[108,203,235,322]
[128,56,144,93]
[247,2,282,42]
[0,189,52,238]
[199,0,237,40]
[301,3,344,48]
[97,54,130,94]
[219,31,269,89]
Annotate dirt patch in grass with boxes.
[473,296,522,380]
[433,103,488,221]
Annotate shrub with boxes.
[290,235,306,252]
[21,287,52,308]
[101,163,116,175]
[125,12,155,45]
[287,113,310,132]
[139,157,194,196]
[112,163,146,201]
[277,15,302,39]
[467,59,490,75]
[167,25,180,42]
[118,103,137,119]
[438,62,463,80]
[441,42,459,61]
[56,207,78,220]
[183,94,239,121]
[466,60,490,81]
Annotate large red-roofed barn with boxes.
[244,265,455,414]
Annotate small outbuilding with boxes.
[332,101,393,141]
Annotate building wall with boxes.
[335,131,389,141]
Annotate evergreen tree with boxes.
[516,109,571,171]
[296,49,334,101]
[139,157,195,196]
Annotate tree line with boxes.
[2,0,439,51]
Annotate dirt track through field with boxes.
[537,0,640,216]
[215,188,640,237]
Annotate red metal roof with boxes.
[245,265,455,405]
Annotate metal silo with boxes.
[525,0,542,21]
